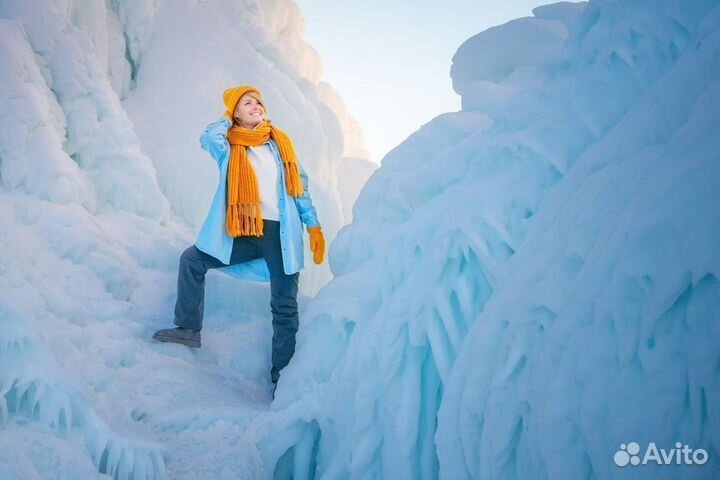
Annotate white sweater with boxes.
[247,143,280,220]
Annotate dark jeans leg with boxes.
[258,220,300,384]
[174,240,260,331]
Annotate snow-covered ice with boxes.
[256,1,720,479]
[1,0,719,479]
[0,0,368,477]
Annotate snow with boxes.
[0,0,366,477]
[1,0,719,479]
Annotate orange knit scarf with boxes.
[225,121,304,237]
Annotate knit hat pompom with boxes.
[223,85,266,118]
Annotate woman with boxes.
[152,85,325,396]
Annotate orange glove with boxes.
[308,226,325,265]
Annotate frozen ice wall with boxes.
[1,0,370,295]
[116,0,376,291]
[2,0,719,478]
[258,1,720,479]
[0,0,368,478]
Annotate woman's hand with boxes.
[223,111,239,125]
[308,226,325,265]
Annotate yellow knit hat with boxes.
[223,85,266,119]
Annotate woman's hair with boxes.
[241,91,265,109]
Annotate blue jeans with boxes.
[174,220,299,384]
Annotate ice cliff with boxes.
[1,0,719,479]
[0,0,368,478]
[261,1,720,479]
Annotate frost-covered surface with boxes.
[255,1,720,479]
[122,0,372,293]
[117,0,374,292]
[2,0,719,479]
[0,0,367,478]
[0,0,369,294]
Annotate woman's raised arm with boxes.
[199,117,231,164]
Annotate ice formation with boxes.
[1,0,719,479]
[258,1,720,479]
[0,0,367,478]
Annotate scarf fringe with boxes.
[226,203,264,237]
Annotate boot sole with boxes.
[152,333,201,348]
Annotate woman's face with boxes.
[233,93,265,128]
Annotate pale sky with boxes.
[294,0,548,163]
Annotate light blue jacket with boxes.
[195,117,320,282]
